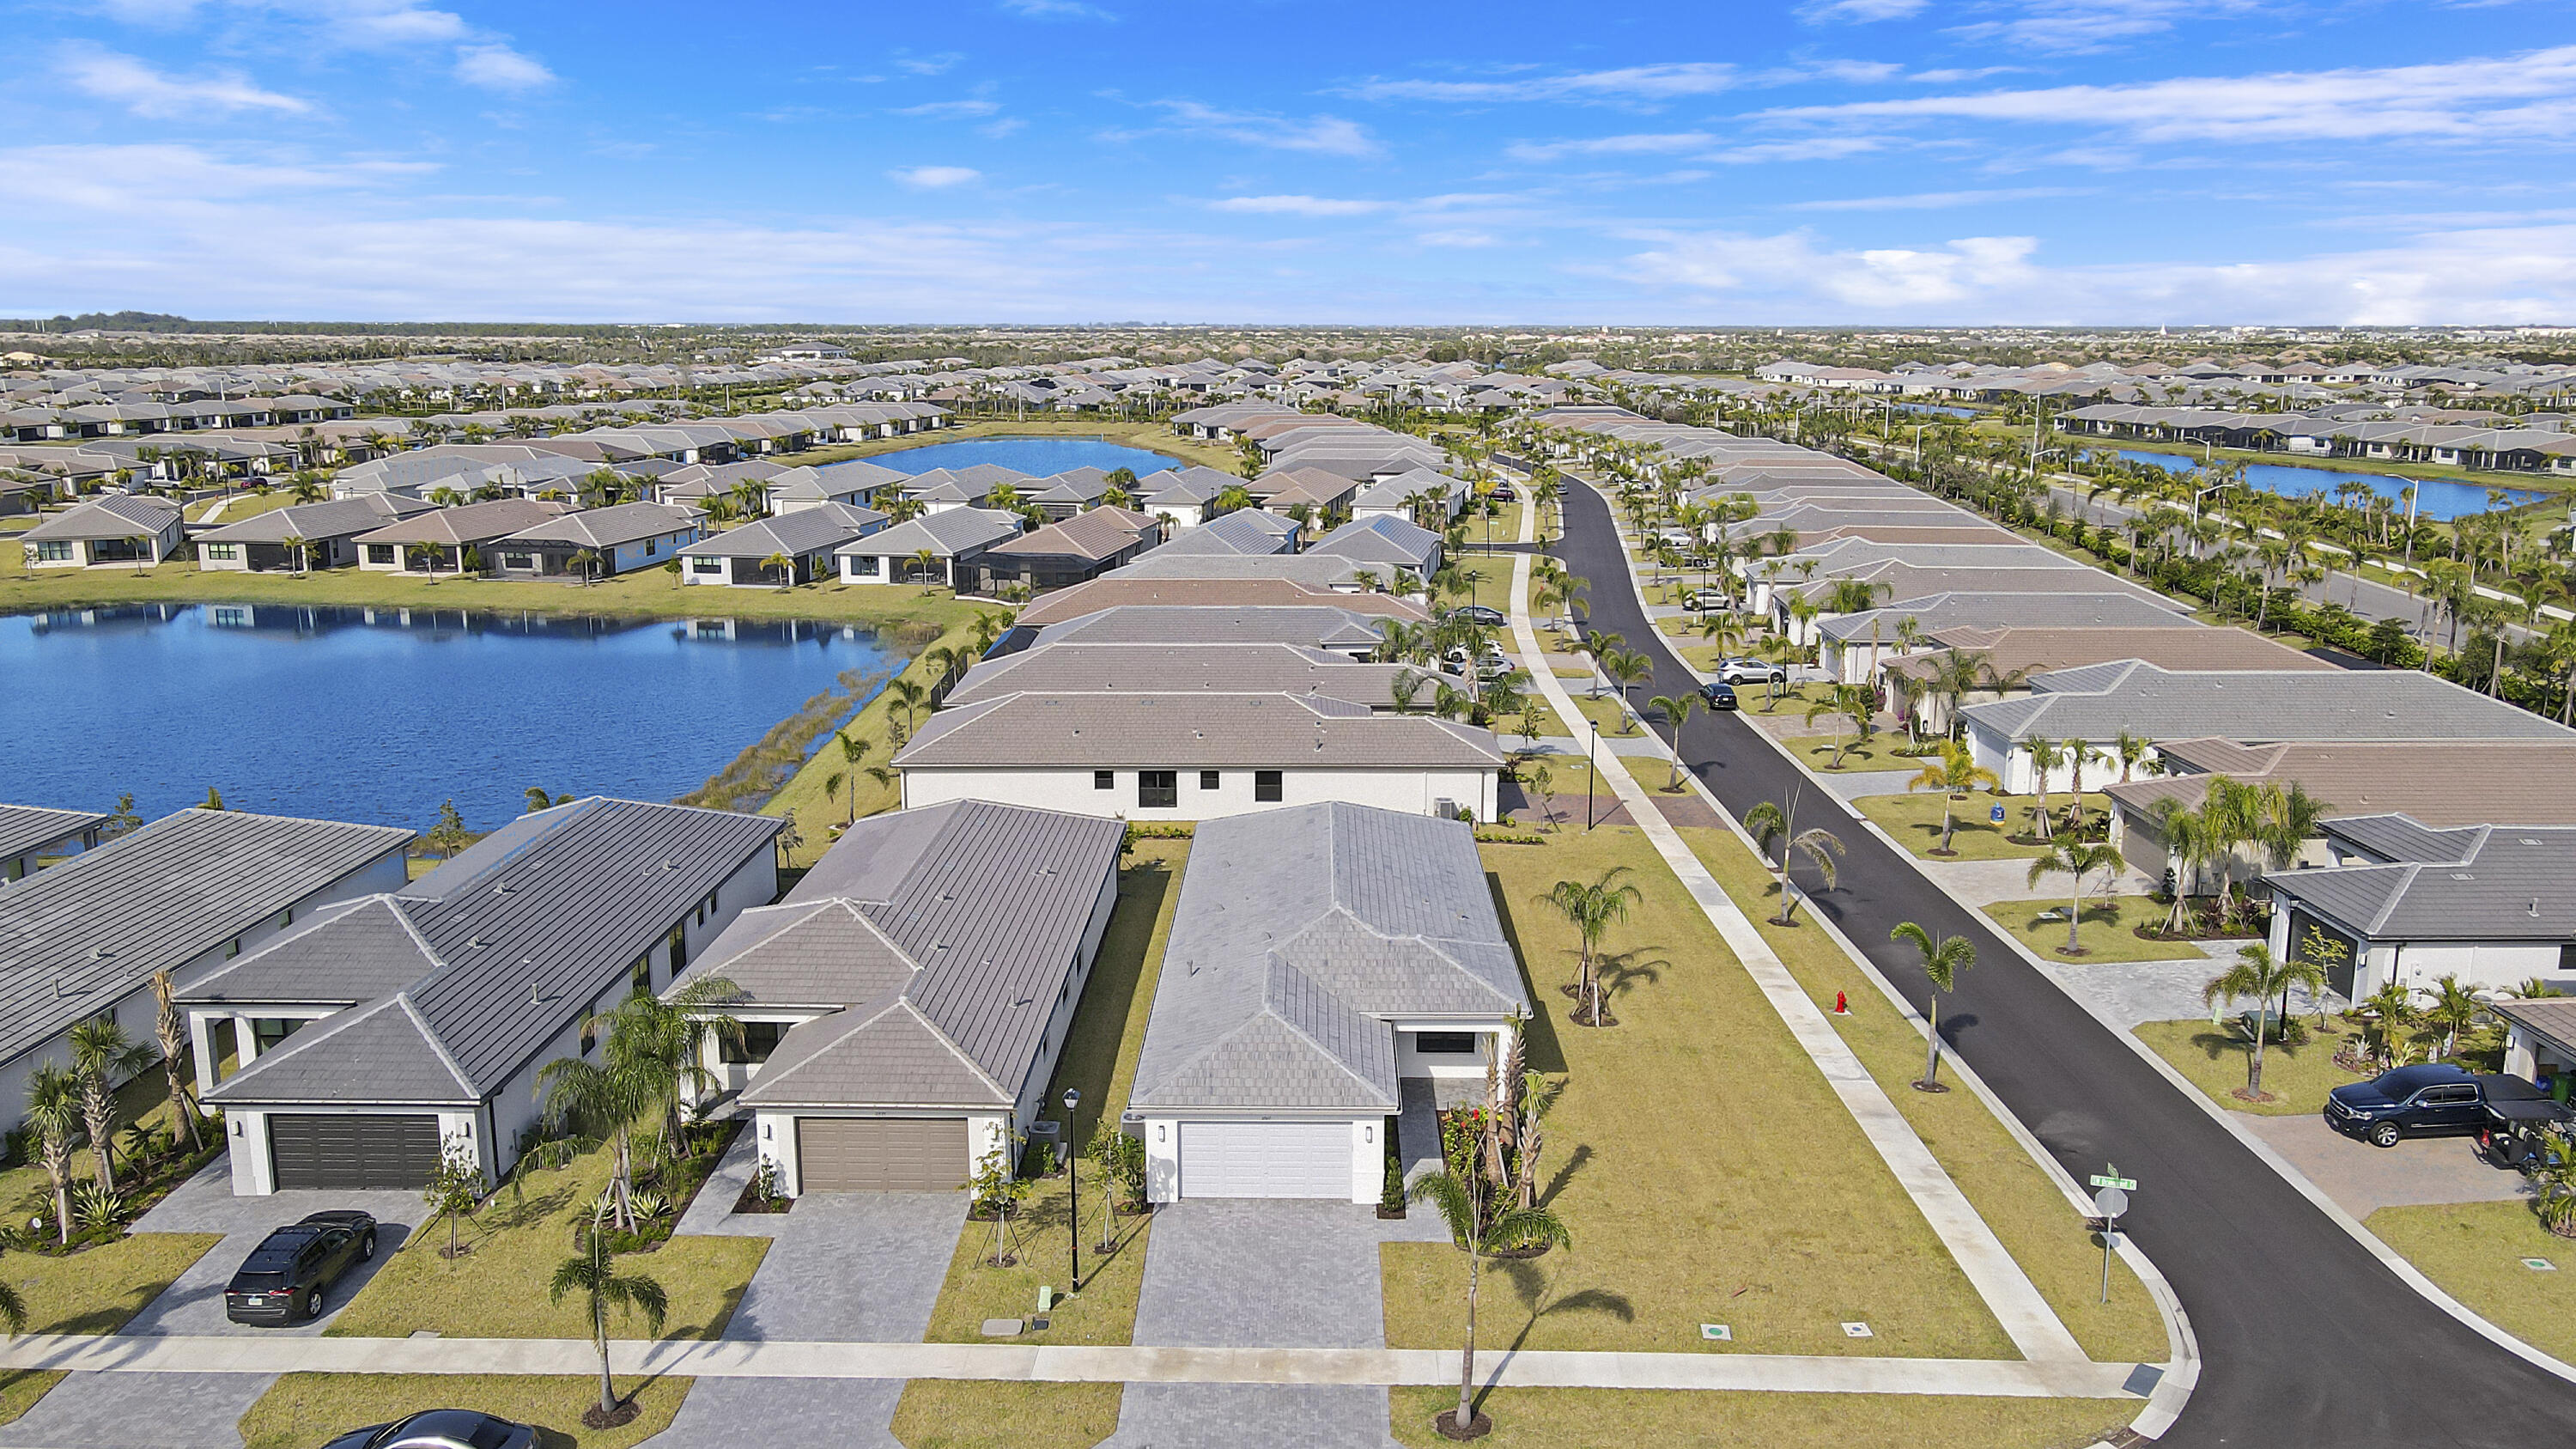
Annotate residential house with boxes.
[2263,817,2576,1001]
[19,496,185,569]
[1879,627,2328,728]
[489,502,704,580]
[1031,604,1389,659]
[1127,803,1529,1202]
[0,804,110,883]
[185,798,781,1193]
[654,460,789,510]
[1308,514,1443,585]
[1151,508,1298,557]
[895,693,1503,822]
[1009,577,1429,630]
[1350,467,1466,523]
[352,497,574,575]
[1105,551,1382,592]
[836,508,1022,588]
[1816,594,2202,682]
[902,465,1035,514]
[969,508,1162,594]
[678,502,887,588]
[769,460,908,514]
[945,642,1409,710]
[677,800,1121,1195]
[1137,466,1239,527]
[0,808,412,1135]
[197,495,435,573]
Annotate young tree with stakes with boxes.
[1540,867,1640,1028]
[1741,798,1844,927]
[1892,922,1975,1091]
[1409,1166,1571,1441]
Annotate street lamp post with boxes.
[1586,717,1600,831]
[1061,1087,1081,1294]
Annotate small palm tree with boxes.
[2025,839,2127,956]
[568,547,603,585]
[759,551,795,588]
[1644,692,1698,788]
[1540,867,1641,1027]
[69,1020,149,1194]
[1409,1168,1572,1440]
[24,1067,83,1246]
[1741,799,1844,927]
[551,1199,669,1422]
[2202,945,2325,1097]
[910,548,940,589]
[281,533,309,575]
[2359,981,2417,1071]
[1893,922,1975,1091]
[2426,973,2482,1061]
[1904,739,1998,855]
[148,970,203,1153]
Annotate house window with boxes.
[366,544,395,564]
[1138,770,1178,809]
[1415,1032,1478,1055]
[721,1020,784,1064]
[1200,770,1221,791]
[851,555,881,578]
[581,1019,598,1055]
[1093,770,1115,791]
[644,539,658,557]
[690,557,723,575]
[277,907,294,928]
[631,953,653,994]
[32,542,71,563]
[1254,770,1284,802]
[252,1018,303,1055]
[500,551,534,570]
[669,922,689,974]
[204,543,240,561]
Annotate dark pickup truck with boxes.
[2326,1064,2573,1149]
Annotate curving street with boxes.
[1550,475,2576,1448]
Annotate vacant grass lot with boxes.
[1668,825,2166,1363]
[2132,1017,2367,1116]
[238,1373,685,1449]
[893,840,1188,1449]
[1381,827,2010,1360]
[1388,1387,2134,1449]
[0,1229,225,1425]
[1983,896,2209,964]
[2368,1201,2576,1367]
[326,1141,767,1340]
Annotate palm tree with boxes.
[2023,738,2065,841]
[1904,740,1998,855]
[1540,867,1641,1027]
[148,970,203,1152]
[281,533,310,575]
[1646,692,1698,788]
[910,548,940,590]
[1408,1168,1571,1440]
[2025,839,2126,956]
[1741,798,1844,926]
[568,547,602,586]
[2112,730,2154,785]
[69,1019,149,1194]
[1801,685,1874,769]
[551,1199,670,1421]
[2359,981,2417,1070]
[2202,944,2325,1095]
[1602,648,1652,729]
[404,541,445,581]
[1212,483,1255,514]
[2426,973,2482,1060]
[759,551,795,588]
[884,678,928,739]
[1892,922,1976,1091]
[24,1067,82,1246]
[537,1018,659,1233]
[835,732,872,825]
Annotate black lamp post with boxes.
[1062,1087,1081,1294]
[1586,717,1600,831]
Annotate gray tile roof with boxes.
[196,495,430,545]
[1037,604,1386,652]
[897,692,1503,770]
[679,502,884,558]
[0,809,413,1068]
[1129,802,1528,1112]
[1819,593,2194,645]
[199,798,781,1107]
[2269,819,2576,941]
[840,508,1023,559]
[945,643,1405,709]
[497,501,702,549]
[0,805,110,866]
[352,496,573,546]
[679,801,1122,1110]
[21,494,180,541]
[1108,551,1374,590]
[1961,661,2574,745]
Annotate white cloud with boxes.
[1145,101,1382,158]
[898,99,1001,119]
[1352,63,1738,105]
[999,0,1115,18]
[978,118,1026,138]
[888,165,981,188]
[58,43,311,118]
[1209,195,1386,216]
[1799,0,1927,18]
[1787,186,2087,210]
[453,43,553,91]
[0,143,428,216]
[1757,44,2576,143]
[894,51,964,76]
[1505,132,1716,162]
[1413,228,1498,247]
[1622,228,2043,310]
[1947,0,2259,52]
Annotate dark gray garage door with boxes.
[269,1113,442,1190]
[797,1117,967,1191]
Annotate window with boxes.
[668,922,689,974]
[252,1018,303,1055]
[500,551,534,570]
[581,1019,598,1055]
[1138,770,1178,809]
[1200,770,1221,791]
[1254,770,1284,802]
[366,544,395,565]
[643,539,658,557]
[1415,1032,1478,1054]
[1093,770,1115,791]
[721,1020,784,1064]
[690,557,724,575]
[32,541,72,563]
[850,554,881,578]
[204,543,240,561]
[631,953,653,994]
[277,906,294,928]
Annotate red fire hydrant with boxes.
[1833,991,1849,1015]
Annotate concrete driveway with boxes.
[2245,1112,2537,1220]
[0,1372,276,1449]
[120,1157,422,1337]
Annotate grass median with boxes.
[1982,896,2209,964]
[1389,1387,2133,1449]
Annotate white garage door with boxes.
[1179,1120,1352,1199]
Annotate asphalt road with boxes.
[1552,478,2576,1448]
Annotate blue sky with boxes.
[3,0,2571,325]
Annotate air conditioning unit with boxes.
[1433,798,1458,819]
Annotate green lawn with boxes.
[1982,896,2209,964]
[325,1139,768,1340]
[2367,1201,2576,1367]
[238,1373,686,1449]
[1389,1387,2133,1449]
[1562,689,1637,736]
[1668,825,2166,1364]
[1381,827,2012,1361]
[1853,792,2115,862]
[2131,1017,2368,1115]
[892,841,1188,1449]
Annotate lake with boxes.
[2111,449,2539,521]
[0,604,896,834]
[872,435,1187,478]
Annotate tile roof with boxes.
[838,508,1022,558]
[1012,577,1428,627]
[678,502,885,558]
[197,495,430,544]
[896,693,1504,770]
[1882,627,2327,680]
[497,501,702,549]
[982,508,1155,563]
[1963,661,2573,745]
[2104,740,2576,828]
[0,805,110,865]
[20,494,180,541]
[946,642,1406,708]
[1819,593,2195,644]
[351,497,573,546]
[1036,604,1387,651]
[2269,818,2576,941]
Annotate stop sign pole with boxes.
[2092,1183,2129,1303]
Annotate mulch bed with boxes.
[1433,1409,1494,1441]
[580,1401,641,1430]
[732,1182,792,1215]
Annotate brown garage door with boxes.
[270,1113,442,1190]
[796,1117,967,1191]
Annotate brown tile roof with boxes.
[1884,627,2329,680]
[1013,576,1429,627]
[983,508,1155,562]
[2105,739,2576,827]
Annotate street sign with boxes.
[2093,1186,2129,1220]
[2089,1164,2137,1191]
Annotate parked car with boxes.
[1716,658,1787,686]
[224,1209,378,1324]
[321,1409,537,1449]
[1700,681,1740,710]
[1447,604,1506,627]
[1489,484,1517,503]
[1683,591,1728,612]
[2324,1063,2494,1148]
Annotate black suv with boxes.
[2325,1064,2492,1148]
[224,1209,378,1324]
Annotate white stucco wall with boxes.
[900,765,1499,823]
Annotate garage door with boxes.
[269,1113,442,1190]
[1178,1120,1352,1199]
[797,1117,967,1191]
